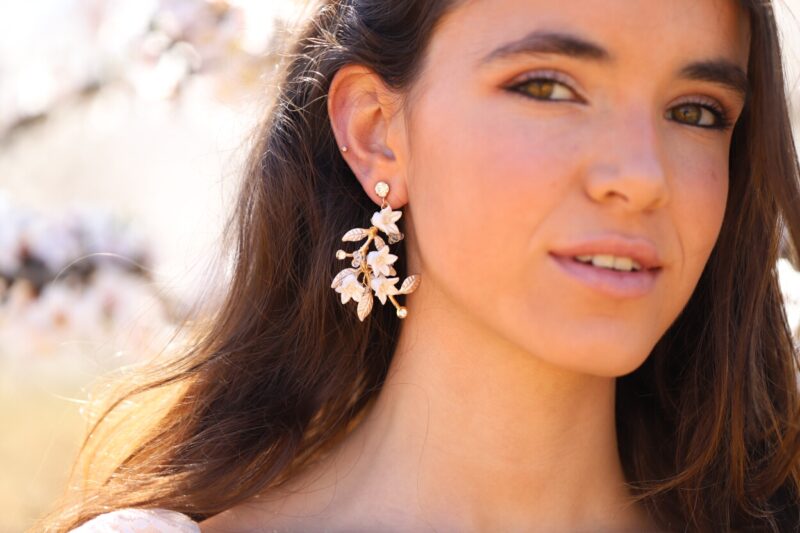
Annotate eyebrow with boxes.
[678,61,749,101]
[478,30,612,64]
[479,30,750,101]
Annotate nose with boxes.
[584,110,670,212]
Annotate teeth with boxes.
[592,254,615,269]
[574,254,642,272]
[613,257,633,271]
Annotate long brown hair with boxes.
[41,0,800,531]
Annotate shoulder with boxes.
[70,508,200,532]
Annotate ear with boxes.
[327,64,409,208]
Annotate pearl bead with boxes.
[374,181,390,198]
[396,307,408,319]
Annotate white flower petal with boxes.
[371,206,403,236]
[367,246,398,277]
[336,274,364,304]
[370,276,399,305]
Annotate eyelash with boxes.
[506,72,734,131]
[669,98,733,131]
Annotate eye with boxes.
[666,101,732,130]
[506,72,580,102]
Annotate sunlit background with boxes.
[1,1,799,531]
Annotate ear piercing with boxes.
[331,180,420,321]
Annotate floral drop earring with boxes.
[331,179,420,321]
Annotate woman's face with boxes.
[401,0,750,376]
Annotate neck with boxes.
[318,286,650,531]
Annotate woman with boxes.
[43,0,800,531]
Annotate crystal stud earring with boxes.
[331,181,420,321]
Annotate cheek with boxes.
[672,151,729,268]
[406,88,576,304]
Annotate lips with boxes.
[548,235,664,299]
[550,236,663,271]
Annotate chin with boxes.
[545,339,656,378]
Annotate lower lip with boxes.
[548,253,660,299]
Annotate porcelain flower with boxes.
[370,275,399,305]
[366,245,398,277]
[370,206,402,236]
[335,273,364,304]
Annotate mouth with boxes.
[548,253,662,299]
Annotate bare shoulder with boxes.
[198,503,432,533]
[198,507,325,533]
[197,467,432,533]
[197,483,367,532]
[198,426,432,532]
[197,470,341,532]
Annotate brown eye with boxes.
[668,103,724,128]
[525,80,556,98]
[510,78,576,101]
[673,104,701,124]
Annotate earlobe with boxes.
[327,65,409,208]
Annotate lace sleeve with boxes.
[70,508,201,532]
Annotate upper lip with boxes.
[549,235,663,270]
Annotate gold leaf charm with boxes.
[397,275,421,295]
[342,228,370,242]
[357,288,373,321]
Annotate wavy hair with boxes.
[40,0,800,531]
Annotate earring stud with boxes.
[331,180,420,321]
[340,145,348,152]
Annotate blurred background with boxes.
[0,1,798,531]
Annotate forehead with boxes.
[431,0,750,72]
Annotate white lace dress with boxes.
[70,508,201,532]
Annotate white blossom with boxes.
[370,206,402,236]
[75,210,150,269]
[367,245,398,277]
[0,227,23,274]
[335,273,364,304]
[25,217,82,274]
[27,282,80,331]
[370,275,399,305]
